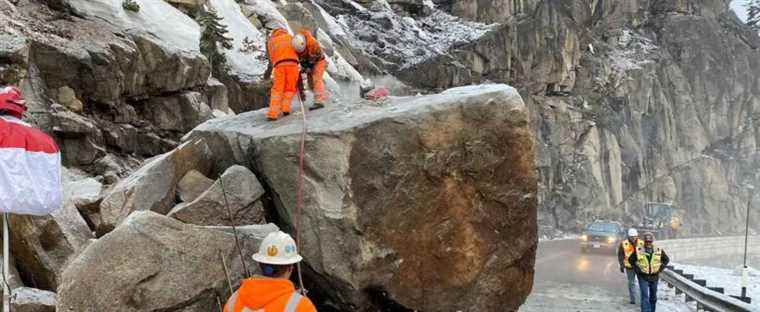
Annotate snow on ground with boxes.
[335,7,494,69]
[208,0,268,81]
[523,281,696,312]
[672,262,760,307]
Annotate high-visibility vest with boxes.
[268,29,299,67]
[635,246,663,275]
[622,239,643,268]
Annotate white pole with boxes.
[3,213,10,312]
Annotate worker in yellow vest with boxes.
[618,228,643,304]
[628,232,670,312]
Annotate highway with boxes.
[521,239,692,312]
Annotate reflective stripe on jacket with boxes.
[635,246,663,275]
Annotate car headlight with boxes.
[607,236,616,244]
[581,234,588,241]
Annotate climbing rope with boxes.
[294,92,308,294]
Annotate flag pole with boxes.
[3,212,10,311]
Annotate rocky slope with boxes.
[1,0,756,310]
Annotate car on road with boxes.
[580,221,625,253]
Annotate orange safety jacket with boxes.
[268,29,299,67]
[224,277,317,312]
[297,30,325,69]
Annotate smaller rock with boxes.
[11,287,56,312]
[168,165,265,226]
[176,170,215,203]
[56,87,84,113]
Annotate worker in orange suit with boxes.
[266,28,300,121]
[291,29,328,110]
[224,231,317,312]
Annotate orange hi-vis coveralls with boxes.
[297,30,327,104]
[267,29,300,120]
[224,277,317,312]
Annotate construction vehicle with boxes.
[639,202,681,239]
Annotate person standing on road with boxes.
[629,232,670,312]
[618,228,643,304]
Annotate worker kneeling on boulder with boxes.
[628,232,670,312]
[224,231,317,312]
[292,30,327,110]
[267,28,300,121]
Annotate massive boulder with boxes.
[56,211,278,312]
[185,84,537,310]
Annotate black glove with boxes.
[620,267,625,273]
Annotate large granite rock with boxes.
[11,287,57,312]
[98,139,213,233]
[185,84,538,310]
[10,171,96,291]
[168,165,266,226]
[56,211,278,312]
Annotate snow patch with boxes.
[207,0,267,81]
[67,0,201,53]
[609,29,658,72]
[335,7,494,69]
[672,263,760,307]
[241,0,291,32]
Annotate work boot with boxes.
[310,102,325,111]
[283,111,291,116]
[267,116,278,121]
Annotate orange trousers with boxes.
[268,63,299,119]
[307,59,327,103]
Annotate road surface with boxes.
[521,239,693,312]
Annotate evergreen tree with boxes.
[198,7,233,75]
[747,0,760,31]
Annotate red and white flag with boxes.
[0,115,62,215]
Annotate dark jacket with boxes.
[628,245,670,281]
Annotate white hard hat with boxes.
[252,231,303,265]
[291,34,306,53]
[628,228,639,237]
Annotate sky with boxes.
[731,0,749,22]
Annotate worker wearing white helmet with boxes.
[617,228,643,305]
[224,231,316,312]
[291,29,328,110]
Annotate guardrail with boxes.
[661,265,759,312]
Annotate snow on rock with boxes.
[66,0,201,54]
[207,0,268,81]
[335,7,494,69]
[241,0,291,31]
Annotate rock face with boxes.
[186,84,537,310]
[56,211,278,312]
[168,165,266,226]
